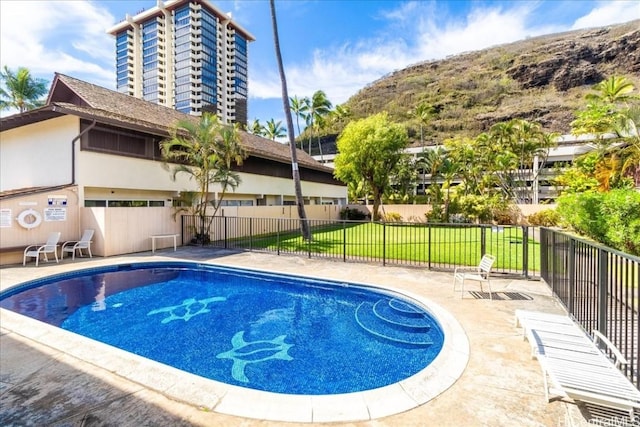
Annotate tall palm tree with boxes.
[413,102,435,147]
[308,90,332,160]
[438,157,461,221]
[264,118,286,141]
[330,104,351,125]
[289,95,308,150]
[0,66,48,113]
[269,0,311,241]
[487,119,555,203]
[247,118,265,137]
[160,113,247,243]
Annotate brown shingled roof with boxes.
[46,73,331,173]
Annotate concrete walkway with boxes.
[1,248,591,426]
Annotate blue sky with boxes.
[1,0,639,129]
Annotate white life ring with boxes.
[17,209,42,229]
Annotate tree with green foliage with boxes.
[247,118,265,137]
[334,112,408,221]
[160,113,247,243]
[554,152,600,193]
[554,76,640,255]
[386,154,419,203]
[438,156,462,221]
[445,136,493,196]
[571,75,639,189]
[0,66,48,113]
[586,75,636,104]
[479,119,557,204]
[289,95,308,150]
[615,105,640,186]
[411,102,436,147]
[329,103,351,126]
[304,90,332,159]
[416,147,446,219]
[269,0,311,241]
[557,189,640,256]
[264,118,286,141]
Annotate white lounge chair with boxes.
[515,310,640,419]
[452,254,496,299]
[61,229,94,260]
[23,232,61,266]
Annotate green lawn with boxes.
[242,222,540,272]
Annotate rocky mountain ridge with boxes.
[316,19,640,153]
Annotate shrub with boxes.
[383,212,403,222]
[557,192,607,241]
[425,206,445,223]
[491,204,521,225]
[526,209,561,227]
[457,194,493,223]
[557,189,640,256]
[339,207,370,221]
[599,189,640,255]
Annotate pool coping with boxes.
[0,260,469,423]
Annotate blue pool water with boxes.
[0,262,445,395]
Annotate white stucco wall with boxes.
[0,116,79,191]
[2,115,347,205]
[77,150,346,202]
[77,150,195,193]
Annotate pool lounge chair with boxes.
[61,229,94,260]
[515,309,640,419]
[452,254,496,300]
[23,232,61,266]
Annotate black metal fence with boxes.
[181,215,540,278]
[540,227,640,389]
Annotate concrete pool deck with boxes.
[1,247,592,426]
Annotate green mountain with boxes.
[315,19,640,154]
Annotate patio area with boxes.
[1,247,596,426]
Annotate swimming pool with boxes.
[0,259,469,422]
[0,262,443,395]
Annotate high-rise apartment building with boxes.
[107,0,254,124]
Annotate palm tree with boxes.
[487,119,555,203]
[439,157,461,221]
[573,76,640,189]
[0,66,48,113]
[269,0,311,241]
[264,118,286,141]
[160,113,247,243]
[305,90,332,159]
[412,102,435,147]
[247,118,265,137]
[290,95,308,150]
[329,103,351,126]
[586,76,637,105]
[615,105,640,186]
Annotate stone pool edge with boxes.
[0,261,469,423]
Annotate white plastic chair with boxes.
[61,229,94,260]
[453,254,496,300]
[23,232,61,266]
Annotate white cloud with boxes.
[249,73,282,99]
[249,0,638,108]
[414,5,535,59]
[0,0,116,88]
[250,2,544,104]
[571,1,640,29]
